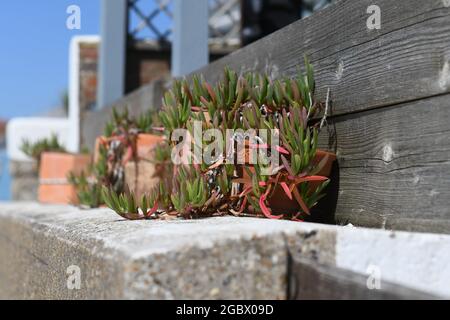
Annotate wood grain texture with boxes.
[317,93,450,233]
[289,258,437,299]
[192,0,450,117]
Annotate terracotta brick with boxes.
[38,184,78,205]
[136,134,165,160]
[39,152,91,180]
[125,161,160,200]
[38,153,91,205]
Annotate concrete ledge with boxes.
[9,161,38,201]
[0,202,448,299]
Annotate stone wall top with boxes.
[0,202,449,299]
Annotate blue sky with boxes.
[0,1,100,119]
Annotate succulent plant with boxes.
[20,134,66,165]
[170,166,209,217]
[70,107,162,208]
[236,159,329,221]
[227,58,330,220]
[68,170,103,208]
[102,57,332,222]
[103,106,164,191]
[102,185,160,220]
[68,143,110,208]
[136,110,156,133]
[277,107,318,176]
[159,80,192,134]
[104,107,158,137]
[153,142,171,164]
[105,107,131,137]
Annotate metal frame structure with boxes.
[97,0,335,109]
[128,0,173,43]
[127,0,241,49]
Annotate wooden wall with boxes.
[192,0,450,233]
[83,0,450,233]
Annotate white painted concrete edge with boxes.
[69,35,100,152]
[335,227,450,298]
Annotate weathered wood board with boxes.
[194,0,450,118]
[189,0,450,233]
[318,94,450,233]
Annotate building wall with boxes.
[7,41,100,201]
[125,46,170,94]
[0,120,6,148]
[79,43,99,112]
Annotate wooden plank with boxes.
[316,93,450,233]
[289,257,437,300]
[81,78,166,150]
[192,0,450,117]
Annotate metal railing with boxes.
[127,0,241,49]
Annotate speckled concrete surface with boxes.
[1,202,449,299]
[0,202,336,299]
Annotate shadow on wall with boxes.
[306,90,340,225]
[308,160,339,225]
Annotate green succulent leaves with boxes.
[171,166,208,216]
[20,134,66,164]
[101,185,159,220]
[99,56,331,221]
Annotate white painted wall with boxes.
[336,227,450,297]
[7,118,71,161]
[68,35,100,152]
